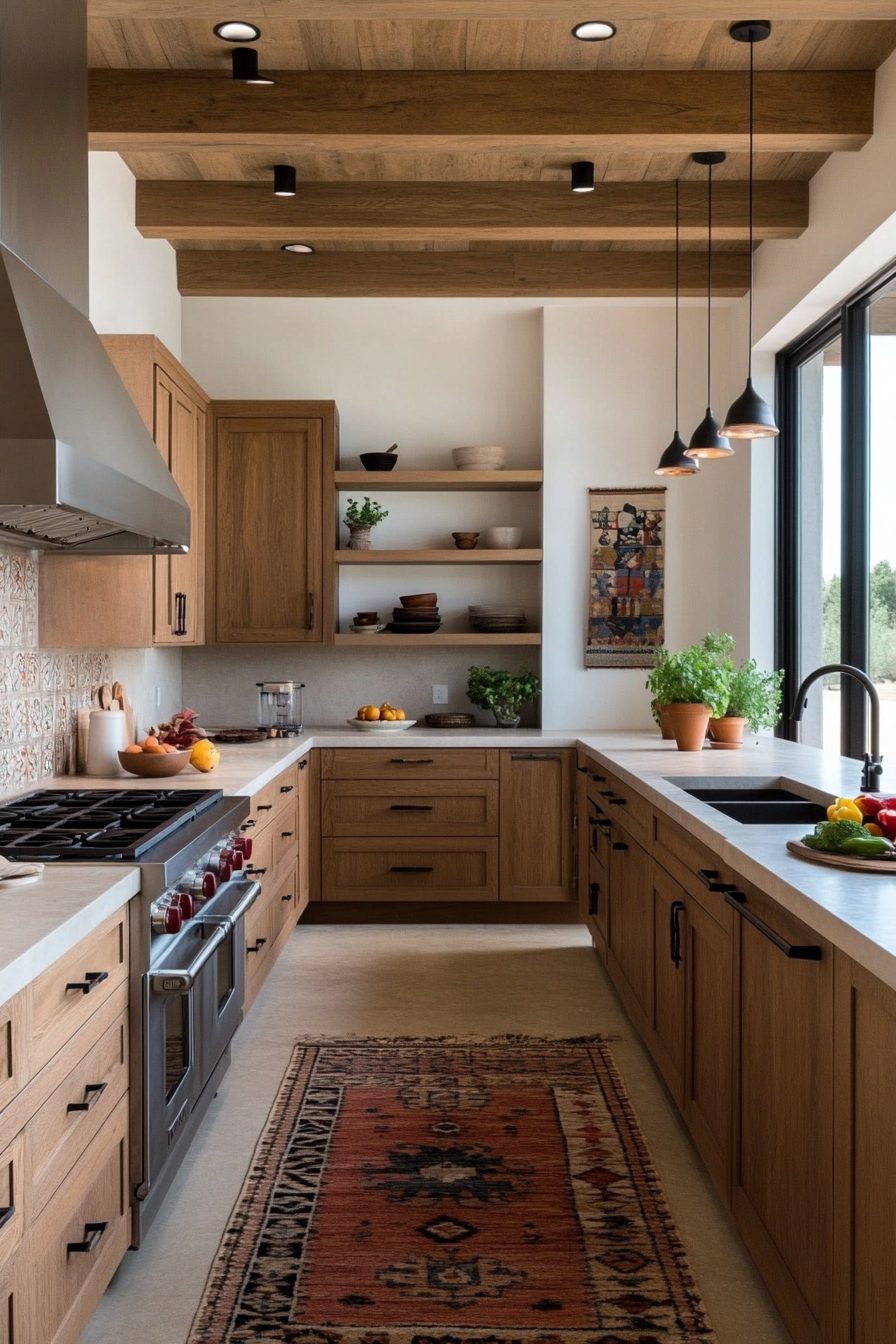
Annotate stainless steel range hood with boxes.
[0,0,190,553]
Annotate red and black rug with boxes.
[189,1036,715,1343]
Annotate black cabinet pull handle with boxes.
[242,819,256,829]
[390,865,433,873]
[589,815,611,830]
[281,830,294,838]
[299,759,308,770]
[577,764,589,774]
[281,893,293,902]
[390,758,433,765]
[257,804,273,812]
[174,591,187,637]
[589,773,607,783]
[698,868,736,893]
[670,900,686,967]
[611,841,628,851]
[68,1222,107,1255]
[245,866,267,877]
[308,591,315,630]
[0,1206,14,1231]
[598,790,614,798]
[588,881,600,916]
[511,753,560,761]
[608,797,627,806]
[280,784,294,794]
[724,892,822,960]
[246,938,268,955]
[389,804,434,811]
[66,970,109,995]
[67,1081,108,1114]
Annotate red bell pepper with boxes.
[856,795,887,817]
[876,808,896,839]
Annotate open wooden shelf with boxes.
[336,548,542,565]
[335,470,543,492]
[335,632,542,646]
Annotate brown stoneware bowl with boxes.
[118,749,192,777]
[452,532,480,549]
[400,592,438,607]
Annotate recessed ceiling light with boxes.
[214,20,261,41]
[281,243,314,253]
[571,160,595,193]
[274,164,297,197]
[231,48,274,84]
[572,20,616,41]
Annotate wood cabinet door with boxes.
[607,833,653,1035]
[214,417,322,642]
[682,891,733,1202]
[153,368,205,645]
[498,750,574,901]
[731,883,833,1344]
[833,952,896,1344]
[651,862,687,1108]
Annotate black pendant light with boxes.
[231,47,274,84]
[571,161,595,193]
[722,20,779,439]
[656,181,699,477]
[273,164,297,197]
[686,151,733,460]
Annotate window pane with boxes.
[797,338,842,751]
[869,293,896,763]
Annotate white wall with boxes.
[88,152,182,358]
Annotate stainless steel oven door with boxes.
[196,878,260,1081]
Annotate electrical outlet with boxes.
[155,686,162,709]
[432,684,449,705]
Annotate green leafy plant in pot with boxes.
[343,497,389,551]
[645,641,730,751]
[466,666,541,728]
[710,658,784,746]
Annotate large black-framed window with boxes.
[777,258,896,761]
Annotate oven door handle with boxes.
[198,880,262,933]
[149,923,228,994]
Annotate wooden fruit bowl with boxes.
[118,748,193,777]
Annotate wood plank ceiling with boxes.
[86,9,896,296]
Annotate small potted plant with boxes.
[466,665,541,728]
[710,658,784,746]
[646,642,730,751]
[343,497,389,550]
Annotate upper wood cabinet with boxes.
[39,336,208,649]
[207,401,337,644]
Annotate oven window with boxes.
[165,994,190,1101]
[216,928,234,1012]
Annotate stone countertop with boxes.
[0,865,140,1007]
[575,731,896,993]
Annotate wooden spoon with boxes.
[98,683,113,711]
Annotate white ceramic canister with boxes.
[86,709,128,777]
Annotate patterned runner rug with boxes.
[189,1036,716,1343]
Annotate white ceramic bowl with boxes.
[452,446,507,471]
[484,526,523,549]
[347,718,418,732]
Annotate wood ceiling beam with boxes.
[86,2,896,19]
[136,179,808,242]
[89,70,872,156]
[176,247,750,298]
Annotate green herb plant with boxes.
[645,642,730,720]
[466,666,541,718]
[343,497,389,527]
[723,659,784,731]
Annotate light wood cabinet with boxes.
[323,779,499,838]
[40,336,208,649]
[606,831,653,1036]
[321,747,496,781]
[323,837,498,902]
[498,749,574,901]
[208,401,337,644]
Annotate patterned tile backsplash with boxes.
[0,542,111,797]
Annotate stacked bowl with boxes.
[468,604,527,633]
[452,446,507,471]
[388,592,442,634]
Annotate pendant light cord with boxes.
[675,179,680,431]
[748,34,754,365]
[707,160,713,406]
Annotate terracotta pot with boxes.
[665,702,711,752]
[658,704,676,740]
[709,716,748,747]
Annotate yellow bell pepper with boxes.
[827,797,864,824]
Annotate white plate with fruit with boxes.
[348,702,415,731]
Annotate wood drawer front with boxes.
[28,1094,129,1344]
[243,821,274,887]
[0,991,25,1115]
[270,861,299,941]
[29,911,128,1077]
[0,1134,23,1271]
[321,748,497,781]
[0,1248,25,1344]
[245,900,275,1011]
[322,780,499,837]
[272,809,299,875]
[594,767,652,847]
[27,1008,128,1225]
[653,813,736,926]
[322,838,498,901]
[248,766,299,829]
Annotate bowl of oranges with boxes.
[119,735,193,777]
[348,702,416,732]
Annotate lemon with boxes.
[190,739,220,772]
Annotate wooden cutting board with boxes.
[787,840,896,874]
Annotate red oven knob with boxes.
[233,837,253,859]
[201,872,218,898]
[228,850,244,872]
[163,905,182,935]
[174,892,194,920]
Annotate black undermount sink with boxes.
[677,785,828,827]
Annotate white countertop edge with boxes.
[0,867,140,1006]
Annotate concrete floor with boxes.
[81,923,792,1344]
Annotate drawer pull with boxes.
[389,804,434,812]
[246,938,268,955]
[697,868,736,893]
[390,758,434,764]
[257,804,273,812]
[670,900,686,967]
[724,892,822,960]
[299,759,308,771]
[589,773,607,783]
[67,1081,108,1113]
[67,1222,107,1255]
[598,790,614,798]
[241,820,256,829]
[608,797,627,806]
[511,753,560,761]
[0,1205,14,1231]
[281,830,294,838]
[588,881,599,916]
[245,866,267,877]
[281,893,293,902]
[66,970,109,995]
[280,784,294,794]
[612,841,628,851]
[390,865,434,873]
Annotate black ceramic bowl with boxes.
[360,452,397,471]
